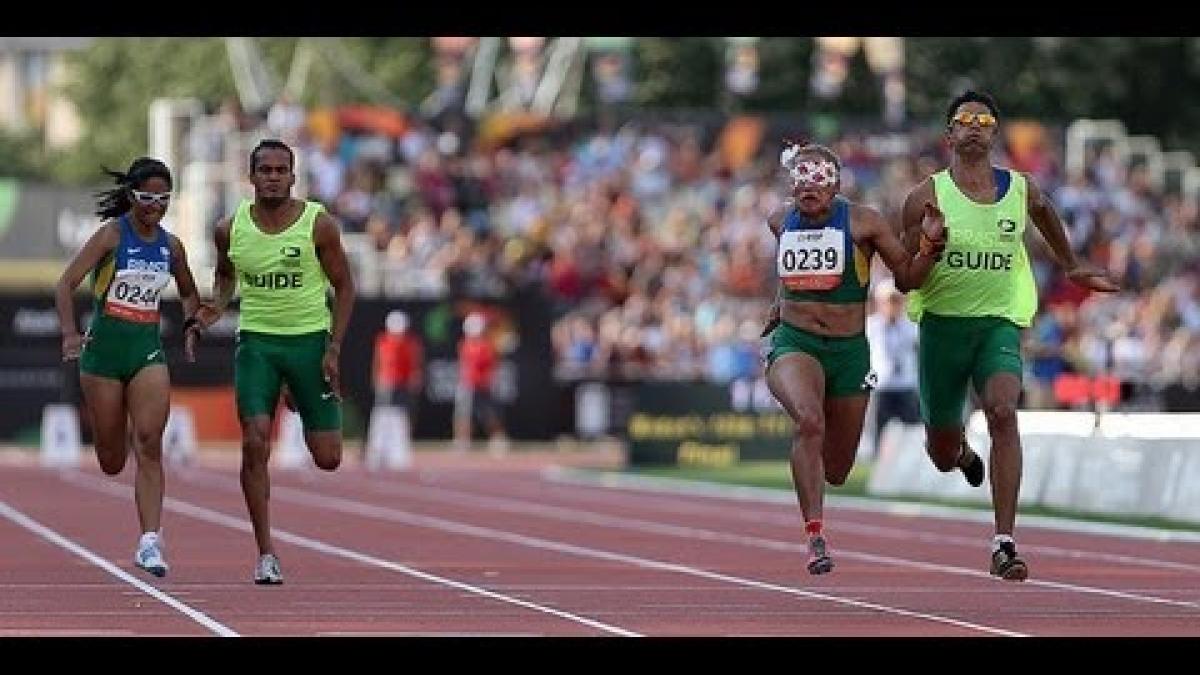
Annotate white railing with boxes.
[1065,118,1185,194]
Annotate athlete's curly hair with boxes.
[249,138,295,172]
[945,89,1000,126]
[780,138,842,174]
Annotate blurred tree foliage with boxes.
[307,38,433,109]
[10,37,431,186]
[10,37,1200,186]
[51,38,248,185]
[906,37,1200,152]
[737,38,813,113]
[0,130,52,181]
[632,38,723,108]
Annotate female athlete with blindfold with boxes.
[762,142,946,575]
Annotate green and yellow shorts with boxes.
[79,314,165,383]
[235,330,342,431]
[918,312,1023,428]
[763,321,874,398]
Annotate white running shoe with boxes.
[134,532,168,578]
[254,553,283,585]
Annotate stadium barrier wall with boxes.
[0,291,556,443]
[620,377,791,467]
[867,411,1200,524]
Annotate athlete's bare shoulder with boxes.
[849,200,886,227]
[907,175,936,201]
[848,200,884,221]
[211,214,235,254]
[166,231,187,254]
[87,219,122,250]
[847,202,890,245]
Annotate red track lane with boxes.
[1,455,1198,637]
[3,467,619,636]
[0,470,216,636]
[413,470,1200,632]
[250,465,1200,636]
[157,467,969,636]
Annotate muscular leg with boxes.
[282,372,341,472]
[980,372,1023,535]
[823,394,869,485]
[240,414,275,555]
[926,425,966,472]
[79,373,129,476]
[766,353,826,524]
[918,314,981,480]
[304,430,343,471]
[126,365,170,533]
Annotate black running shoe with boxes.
[990,541,1029,581]
[959,443,985,488]
[806,535,834,575]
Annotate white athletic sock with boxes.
[992,534,1015,553]
[139,531,160,549]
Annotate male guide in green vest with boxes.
[898,90,1119,581]
[187,138,356,585]
[763,142,946,576]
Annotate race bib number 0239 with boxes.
[777,228,844,291]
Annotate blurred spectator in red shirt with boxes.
[368,310,424,470]
[453,312,508,454]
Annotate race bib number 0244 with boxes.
[777,228,844,291]
[104,270,168,323]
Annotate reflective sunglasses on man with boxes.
[131,190,171,206]
[951,111,997,128]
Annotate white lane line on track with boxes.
[543,467,1200,544]
[0,499,238,637]
[323,470,1200,614]
[355,470,1200,574]
[488,470,1200,573]
[174,468,1026,637]
[60,471,641,637]
[527,469,1200,612]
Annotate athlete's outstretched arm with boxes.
[185,218,234,355]
[897,178,935,258]
[1026,174,1119,292]
[314,211,356,395]
[168,234,202,362]
[54,222,119,360]
[761,205,787,336]
[868,201,945,292]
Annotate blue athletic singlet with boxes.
[90,214,173,324]
[776,196,871,304]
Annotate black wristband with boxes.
[183,316,200,333]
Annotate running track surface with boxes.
[1,449,1198,637]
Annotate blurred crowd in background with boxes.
[239,95,1200,411]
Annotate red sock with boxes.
[805,520,823,537]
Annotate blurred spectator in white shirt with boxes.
[865,279,920,455]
